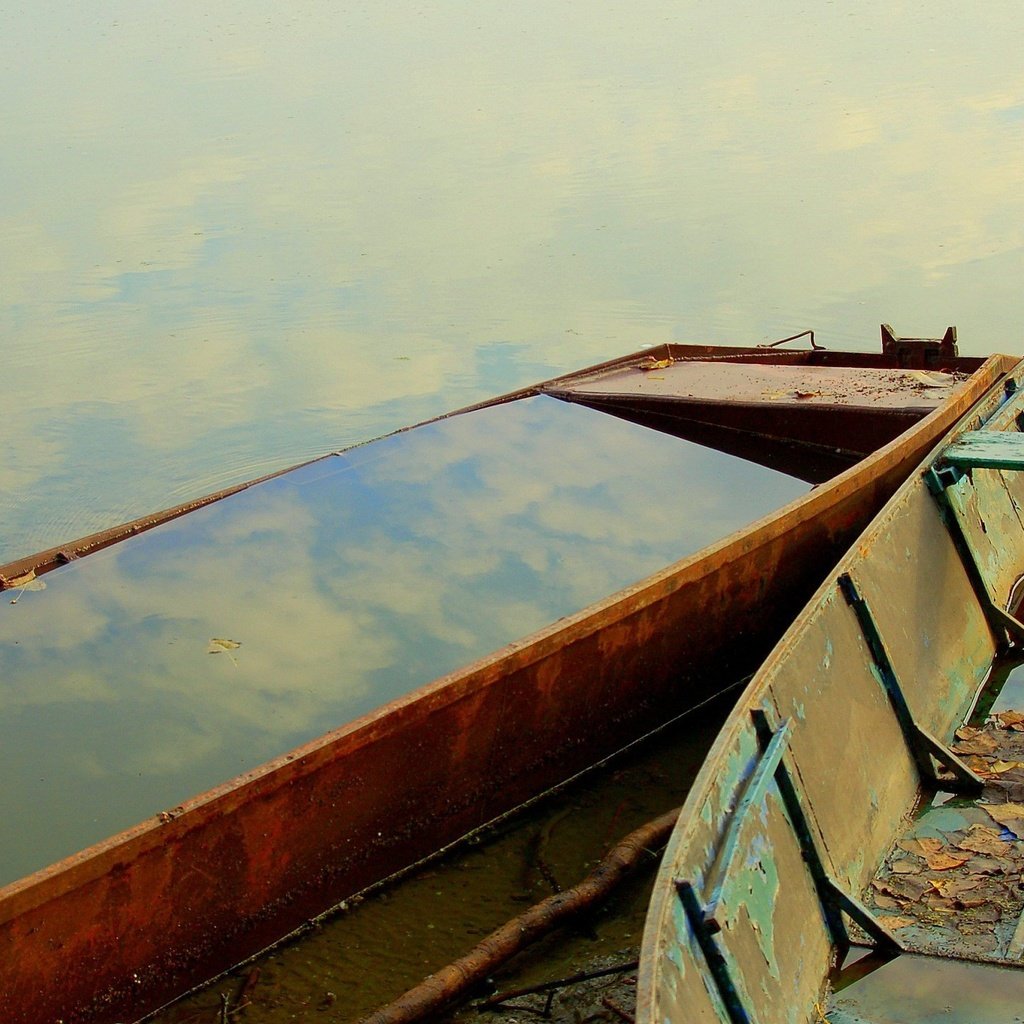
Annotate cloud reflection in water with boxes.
[0,395,804,885]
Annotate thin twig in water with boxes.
[479,961,640,1009]
[231,966,260,1015]
[358,809,674,1024]
[531,806,574,894]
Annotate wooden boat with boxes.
[638,353,1024,1024]
[0,329,1008,1024]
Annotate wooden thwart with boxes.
[943,431,1024,472]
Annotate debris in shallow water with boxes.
[209,638,242,667]
[358,809,677,1024]
[480,960,640,1010]
[6,569,46,604]
[601,995,635,1023]
[995,710,1024,731]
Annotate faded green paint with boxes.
[945,430,1024,471]
[641,359,1024,1024]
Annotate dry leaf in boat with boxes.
[984,802,1024,834]
[989,760,1024,774]
[872,894,906,911]
[890,859,921,875]
[953,731,998,756]
[965,854,1010,875]
[638,357,673,371]
[958,825,1016,858]
[907,370,953,389]
[968,905,1002,924]
[873,874,932,903]
[877,915,916,930]
[930,876,981,899]
[925,850,972,871]
[985,781,1024,805]
[921,894,955,914]
[899,837,943,858]
[4,569,37,588]
[996,711,1024,731]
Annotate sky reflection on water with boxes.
[0,397,803,884]
[2,1,1023,562]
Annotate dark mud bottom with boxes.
[460,949,642,1024]
[153,698,729,1024]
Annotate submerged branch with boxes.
[358,808,679,1024]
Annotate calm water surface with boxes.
[0,398,803,884]
[3,1,1024,564]
[5,5,1024,1017]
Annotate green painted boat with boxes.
[639,355,1024,1024]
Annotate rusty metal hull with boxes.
[638,354,1024,1024]
[542,347,984,483]
[0,348,1008,1024]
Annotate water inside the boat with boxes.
[0,395,805,886]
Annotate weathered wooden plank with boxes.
[944,430,1024,471]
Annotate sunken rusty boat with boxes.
[638,353,1024,1024]
[0,328,1009,1024]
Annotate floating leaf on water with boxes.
[6,569,47,604]
[208,637,241,667]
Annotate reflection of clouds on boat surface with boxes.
[0,395,803,887]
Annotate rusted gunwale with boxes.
[1,342,980,588]
[0,350,1010,1024]
[637,353,1024,1024]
